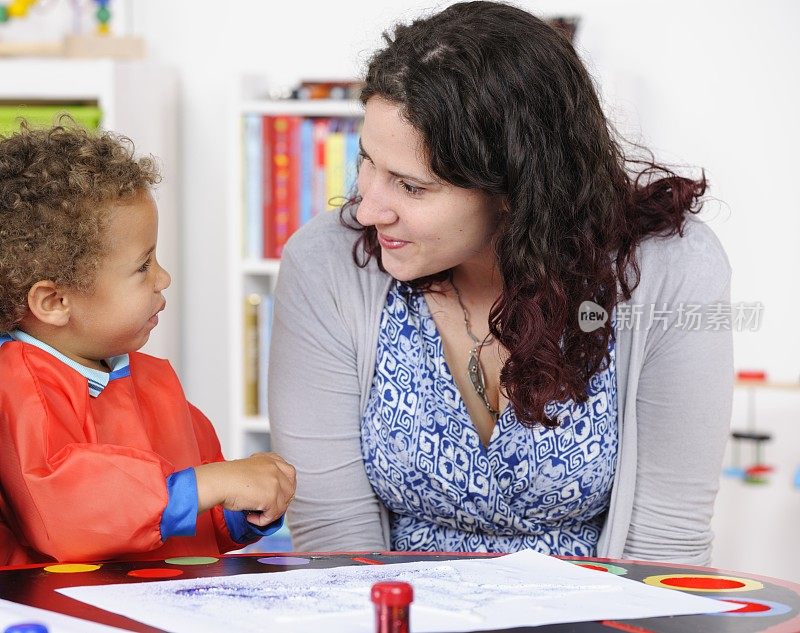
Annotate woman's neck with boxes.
[450,255,503,306]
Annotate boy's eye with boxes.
[138,258,152,273]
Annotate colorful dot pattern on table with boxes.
[2,555,798,633]
[570,561,628,575]
[643,574,764,593]
[256,556,311,566]
[705,596,792,618]
[164,556,219,566]
[43,563,101,574]
[128,568,184,579]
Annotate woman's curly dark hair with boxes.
[343,1,706,428]
[0,121,160,331]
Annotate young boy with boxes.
[0,123,295,565]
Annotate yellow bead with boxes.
[8,1,30,18]
[97,22,111,35]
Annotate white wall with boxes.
[4,0,798,580]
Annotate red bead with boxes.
[372,582,413,633]
[371,581,413,607]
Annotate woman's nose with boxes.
[356,174,398,226]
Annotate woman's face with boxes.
[356,97,501,282]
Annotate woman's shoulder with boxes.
[631,216,731,300]
[279,209,391,305]
[283,209,363,265]
[637,216,729,268]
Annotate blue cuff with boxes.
[160,468,199,540]
[223,510,285,544]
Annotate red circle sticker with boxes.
[725,600,772,613]
[661,577,745,590]
[128,568,184,579]
[644,574,763,593]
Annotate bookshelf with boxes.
[227,97,364,459]
[0,58,180,370]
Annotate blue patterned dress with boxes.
[361,281,618,555]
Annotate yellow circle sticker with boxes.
[44,563,102,573]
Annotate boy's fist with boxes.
[195,452,296,525]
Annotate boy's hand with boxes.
[194,453,296,526]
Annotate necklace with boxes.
[452,280,501,420]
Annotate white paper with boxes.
[59,550,738,633]
[0,597,127,633]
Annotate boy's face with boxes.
[65,190,171,363]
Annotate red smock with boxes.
[0,341,242,565]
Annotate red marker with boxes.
[371,581,413,633]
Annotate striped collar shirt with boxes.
[0,330,130,397]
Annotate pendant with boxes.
[468,346,487,398]
[467,346,500,419]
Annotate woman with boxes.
[269,1,732,563]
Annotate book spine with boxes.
[257,293,274,418]
[312,118,329,217]
[239,118,246,257]
[243,115,263,259]
[287,116,302,242]
[325,123,346,211]
[261,116,275,260]
[299,118,314,227]
[243,293,261,416]
[345,118,361,197]
[272,117,291,258]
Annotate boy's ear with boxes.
[27,281,70,327]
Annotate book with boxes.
[257,293,274,417]
[261,116,275,261]
[243,115,263,259]
[324,123,346,211]
[287,117,301,246]
[312,118,330,217]
[272,117,291,258]
[272,116,304,257]
[299,118,314,227]
[345,119,361,196]
[243,294,261,416]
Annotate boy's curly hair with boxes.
[0,121,160,331]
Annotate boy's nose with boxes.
[157,265,172,291]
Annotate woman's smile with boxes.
[377,232,411,249]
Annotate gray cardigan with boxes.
[269,210,733,564]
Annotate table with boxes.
[1,551,799,632]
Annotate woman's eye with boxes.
[401,181,422,196]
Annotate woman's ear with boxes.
[26,281,70,327]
